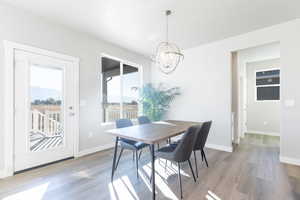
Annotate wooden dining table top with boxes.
[106,120,202,144]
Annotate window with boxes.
[255,69,280,101]
[101,56,140,123]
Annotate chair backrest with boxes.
[116,118,133,128]
[194,121,212,150]
[173,125,201,162]
[138,116,151,124]
[115,119,134,143]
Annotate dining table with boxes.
[107,120,202,200]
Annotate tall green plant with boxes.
[140,83,180,121]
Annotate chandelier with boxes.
[154,10,184,74]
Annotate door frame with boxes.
[3,41,80,177]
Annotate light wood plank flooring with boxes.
[0,134,300,200]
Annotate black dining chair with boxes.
[171,121,212,178]
[155,125,201,199]
[114,119,149,178]
[192,121,212,177]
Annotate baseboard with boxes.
[205,143,233,153]
[0,170,5,179]
[280,156,300,166]
[76,143,115,157]
[246,130,280,136]
[0,169,12,179]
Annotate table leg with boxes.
[150,144,156,200]
[111,137,119,181]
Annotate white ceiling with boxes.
[2,0,300,57]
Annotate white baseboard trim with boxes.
[0,169,12,179]
[0,170,5,179]
[76,143,115,158]
[205,143,233,153]
[280,156,300,166]
[246,130,280,136]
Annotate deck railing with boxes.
[31,109,62,136]
[104,105,138,122]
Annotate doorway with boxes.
[3,41,79,174]
[231,42,281,145]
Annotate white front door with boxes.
[14,49,77,172]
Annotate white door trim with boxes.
[3,41,80,178]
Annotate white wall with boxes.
[246,59,280,135]
[152,43,233,152]
[152,19,300,163]
[238,42,280,64]
[0,3,151,172]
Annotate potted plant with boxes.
[140,83,180,121]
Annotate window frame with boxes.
[100,53,143,125]
[254,68,280,102]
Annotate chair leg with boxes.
[202,149,209,168]
[193,151,198,178]
[164,160,168,171]
[138,150,143,160]
[133,151,135,161]
[177,162,183,199]
[201,150,204,162]
[157,143,161,164]
[188,159,196,182]
[111,137,119,181]
[135,150,139,178]
[115,147,124,171]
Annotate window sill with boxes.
[255,100,280,103]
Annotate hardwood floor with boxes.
[0,134,300,200]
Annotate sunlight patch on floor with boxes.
[144,160,191,180]
[2,183,49,200]
[108,158,194,200]
[121,176,139,199]
[142,162,182,200]
[138,170,152,192]
[206,190,221,200]
[109,176,139,200]
[72,170,91,179]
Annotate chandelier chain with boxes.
[166,11,169,43]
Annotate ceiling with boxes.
[2,0,300,57]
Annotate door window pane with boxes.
[102,57,121,122]
[30,65,64,151]
[122,64,139,120]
